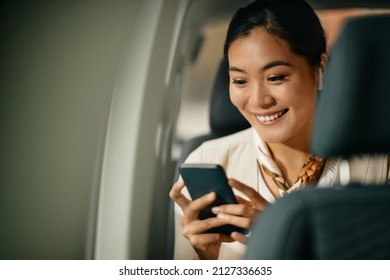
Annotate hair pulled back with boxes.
[224,0,326,68]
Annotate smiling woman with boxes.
[169,0,389,260]
[228,28,321,147]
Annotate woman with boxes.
[170,0,389,260]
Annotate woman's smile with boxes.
[254,109,289,124]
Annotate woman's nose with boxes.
[249,83,275,109]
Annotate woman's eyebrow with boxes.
[229,65,246,73]
[262,60,291,71]
[229,60,292,74]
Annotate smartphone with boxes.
[179,163,249,235]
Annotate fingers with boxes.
[172,176,268,256]
[181,205,235,255]
[228,178,269,210]
[212,203,258,220]
[213,208,257,230]
[182,216,232,237]
[188,232,234,251]
[236,195,252,207]
[181,216,235,259]
[169,178,190,209]
[183,192,216,220]
[210,178,269,234]
[181,192,233,234]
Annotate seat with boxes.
[166,57,250,259]
[245,14,390,260]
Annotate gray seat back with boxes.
[245,15,390,260]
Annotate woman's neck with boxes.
[267,140,312,186]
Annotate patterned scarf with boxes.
[254,130,325,197]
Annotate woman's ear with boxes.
[318,53,328,90]
[320,52,328,73]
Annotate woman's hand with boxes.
[211,179,269,244]
[169,179,234,260]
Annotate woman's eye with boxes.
[267,75,286,82]
[232,79,247,85]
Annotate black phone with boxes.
[179,163,249,235]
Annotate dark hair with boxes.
[224,0,326,68]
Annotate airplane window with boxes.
[172,21,228,159]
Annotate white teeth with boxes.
[256,110,285,123]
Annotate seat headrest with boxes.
[209,57,250,135]
[312,15,390,157]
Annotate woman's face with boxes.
[228,28,318,146]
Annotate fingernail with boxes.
[208,192,215,200]
[217,213,226,220]
[211,207,220,214]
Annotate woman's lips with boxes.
[255,109,289,123]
